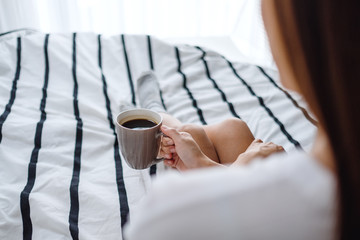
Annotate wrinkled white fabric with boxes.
[125,152,336,240]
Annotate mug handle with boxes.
[155,131,168,161]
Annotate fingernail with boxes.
[162,125,168,129]
[170,148,176,153]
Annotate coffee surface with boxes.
[122,119,157,129]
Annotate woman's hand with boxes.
[159,135,189,171]
[159,125,220,171]
[232,139,285,166]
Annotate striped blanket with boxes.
[0,30,317,240]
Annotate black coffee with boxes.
[122,119,157,129]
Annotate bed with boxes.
[0,30,317,239]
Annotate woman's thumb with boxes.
[161,125,180,141]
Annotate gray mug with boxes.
[115,109,164,169]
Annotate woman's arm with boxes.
[161,125,284,171]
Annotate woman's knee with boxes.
[218,118,254,140]
[221,118,248,131]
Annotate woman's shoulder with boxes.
[125,152,336,240]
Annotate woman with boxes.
[125,0,360,239]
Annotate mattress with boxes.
[0,30,317,240]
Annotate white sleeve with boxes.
[124,153,335,240]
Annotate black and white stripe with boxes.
[257,66,318,126]
[224,57,303,150]
[121,34,136,106]
[195,46,241,119]
[147,35,167,111]
[20,34,50,240]
[175,47,207,125]
[98,34,130,235]
[0,37,21,143]
[68,33,83,240]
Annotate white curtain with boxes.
[0,0,273,68]
[1,0,246,37]
[0,0,40,33]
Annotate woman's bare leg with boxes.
[203,118,254,165]
[136,72,253,165]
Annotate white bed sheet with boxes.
[0,30,316,240]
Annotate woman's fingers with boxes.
[267,142,284,152]
[159,149,172,159]
[160,131,176,158]
[259,142,285,157]
[277,145,285,152]
[161,125,181,142]
[162,136,174,146]
[161,145,176,155]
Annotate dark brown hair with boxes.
[272,0,360,239]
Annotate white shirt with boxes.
[124,152,336,240]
